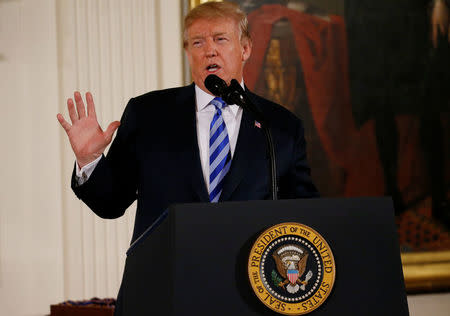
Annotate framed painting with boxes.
[184,0,450,292]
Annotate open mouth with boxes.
[206,64,221,73]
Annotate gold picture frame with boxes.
[189,0,221,9]
[185,0,450,294]
[401,250,450,292]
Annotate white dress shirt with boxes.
[76,84,243,191]
[195,84,243,191]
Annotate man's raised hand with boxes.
[57,91,120,168]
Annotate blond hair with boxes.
[183,1,251,47]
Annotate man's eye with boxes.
[217,37,227,42]
[192,41,202,47]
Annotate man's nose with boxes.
[204,39,218,57]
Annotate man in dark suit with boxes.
[57,1,318,244]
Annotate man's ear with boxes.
[241,38,252,62]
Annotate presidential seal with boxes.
[248,222,335,315]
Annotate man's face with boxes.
[185,17,252,94]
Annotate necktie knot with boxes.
[210,97,227,111]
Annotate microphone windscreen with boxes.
[229,79,244,93]
[204,74,227,97]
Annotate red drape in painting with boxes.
[245,4,385,196]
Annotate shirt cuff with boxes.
[75,156,102,186]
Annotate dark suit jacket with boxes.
[72,84,318,242]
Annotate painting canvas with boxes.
[186,0,450,291]
[223,0,449,251]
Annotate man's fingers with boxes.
[86,92,97,119]
[104,121,121,142]
[57,113,71,133]
[74,91,87,118]
[67,98,79,123]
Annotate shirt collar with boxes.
[195,81,245,117]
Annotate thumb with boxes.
[104,121,121,142]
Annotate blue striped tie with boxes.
[209,97,232,203]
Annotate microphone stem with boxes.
[263,125,278,200]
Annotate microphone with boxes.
[228,79,266,125]
[203,74,278,200]
[204,74,229,100]
[204,75,266,124]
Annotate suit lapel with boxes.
[176,86,265,203]
[175,84,209,202]
[219,107,264,202]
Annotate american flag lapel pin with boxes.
[254,120,261,128]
